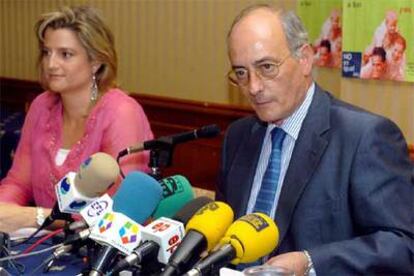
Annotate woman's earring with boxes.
[91,74,98,101]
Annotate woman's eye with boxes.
[62,51,73,58]
[41,48,50,56]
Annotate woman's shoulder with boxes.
[28,91,59,113]
[102,88,138,106]
[100,88,142,110]
[91,88,148,123]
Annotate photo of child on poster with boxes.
[313,9,342,68]
[342,0,413,82]
[297,0,343,69]
[361,10,407,80]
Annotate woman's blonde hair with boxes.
[35,5,117,93]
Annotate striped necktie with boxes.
[236,128,286,270]
[253,127,286,216]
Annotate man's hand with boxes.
[266,251,309,276]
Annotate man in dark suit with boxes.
[216,4,413,275]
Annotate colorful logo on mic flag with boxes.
[119,221,139,244]
[98,212,114,233]
[59,177,71,194]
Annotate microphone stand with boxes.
[148,150,163,180]
[148,142,175,180]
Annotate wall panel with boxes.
[1,0,412,142]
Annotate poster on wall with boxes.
[297,0,343,69]
[342,0,414,82]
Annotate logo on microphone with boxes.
[98,212,114,233]
[69,200,87,210]
[195,202,219,215]
[151,221,171,233]
[87,200,109,217]
[118,221,139,244]
[59,177,71,195]
[81,156,92,167]
[77,157,92,180]
[160,177,184,198]
[239,214,269,232]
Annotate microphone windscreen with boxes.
[220,213,279,264]
[75,152,120,197]
[172,196,213,224]
[185,201,233,251]
[112,171,162,224]
[152,175,195,219]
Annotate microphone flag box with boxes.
[55,172,96,214]
[142,217,185,264]
[80,193,113,227]
[90,211,142,255]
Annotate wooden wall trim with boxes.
[0,77,43,111]
[408,144,414,163]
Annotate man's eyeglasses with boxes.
[227,53,291,87]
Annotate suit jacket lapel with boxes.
[229,119,267,218]
[275,86,331,244]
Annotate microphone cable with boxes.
[0,243,63,263]
[28,254,55,276]
[28,243,78,276]
[22,228,63,254]
[1,244,25,275]
[116,154,126,179]
[11,227,44,248]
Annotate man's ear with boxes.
[298,44,314,76]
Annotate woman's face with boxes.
[391,43,404,62]
[41,28,96,95]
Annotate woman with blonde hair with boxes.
[0,6,153,232]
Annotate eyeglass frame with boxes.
[227,52,292,87]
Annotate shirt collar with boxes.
[267,82,315,140]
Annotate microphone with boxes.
[50,171,159,271]
[69,174,192,232]
[172,197,214,223]
[118,124,220,157]
[141,217,185,263]
[88,171,163,276]
[42,152,120,229]
[67,193,114,232]
[108,197,214,275]
[161,201,234,276]
[152,175,195,219]
[185,213,279,276]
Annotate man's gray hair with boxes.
[228,4,309,58]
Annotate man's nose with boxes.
[247,70,264,96]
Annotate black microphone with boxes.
[118,124,220,157]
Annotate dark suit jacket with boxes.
[216,85,414,275]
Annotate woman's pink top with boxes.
[0,88,153,208]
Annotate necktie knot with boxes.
[270,127,286,150]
